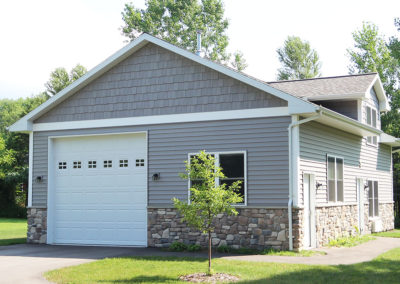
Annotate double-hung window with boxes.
[366,106,378,145]
[368,180,379,217]
[189,152,246,205]
[327,155,344,202]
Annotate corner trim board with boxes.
[28,132,33,207]
[33,107,290,131]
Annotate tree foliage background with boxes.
[347,21,400,226]
[0,66,86,217]
[276,36,322,80]
[121,0,247,71]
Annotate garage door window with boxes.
[58,162,67,169]
[88,161,97,168]
[73,161,81,169]
[119,160,128,167]
[104,160,112,168]
[136,159,145,167]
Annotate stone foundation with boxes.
[148,208,290,250]
[27,208,47,244]
[314,205,358,247]
[364,203,395,234]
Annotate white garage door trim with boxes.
[46,131,148,247]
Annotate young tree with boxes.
[173,151,243,274]
[276,36,322,80]
[45,64,87,96]
[231,51,248,72]
[121,0,247,70]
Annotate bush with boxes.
[187,244,202,252]
[169,241,188,252]
[216,245,231,253]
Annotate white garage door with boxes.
[50,133,147,246]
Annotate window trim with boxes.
[326,154,344,203]
[365,105,378,147]
[187,150,247,206]
[367,179,379,219]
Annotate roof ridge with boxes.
[267,73,378,84]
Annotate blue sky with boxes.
[0,0,399,99]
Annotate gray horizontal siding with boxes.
[32,116,291,208]
[35,43,286,123]
[313,100,358,120]
[299,121,392,205]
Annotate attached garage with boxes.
[46,132,147,246]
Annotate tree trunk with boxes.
[208,230,212,274]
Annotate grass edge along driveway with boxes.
[46,247,400,284]
[0,218,27,246]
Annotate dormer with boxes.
[268,73,389,127]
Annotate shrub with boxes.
[216,245,231,253]
[169,241,188,252]
[187,244,202,252]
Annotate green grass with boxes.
[373,229,400,238]
[45,247,400,283]
[328,235,375,247]
[215,245,325,257]
[0,218,27,246]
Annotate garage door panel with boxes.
[52,133,147,246]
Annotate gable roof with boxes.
[9,33,317,132]
[268,73,389,112]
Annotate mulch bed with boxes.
[179,273,240,283]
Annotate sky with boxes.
[0,0,399,99]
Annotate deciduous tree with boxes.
[276,36,321,80]
[173,151,243,274]
[45,64,87,96]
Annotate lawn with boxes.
[373,229,400,238]
[0,218,27,246]
[45,247,400,284]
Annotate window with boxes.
[366,106,378,145]
[73,161,81,169]
[104,160,112,168]
[368,180,379,217]
[119,160,128,167]
[88,160,97,168]
[327,156,344,202]
[189,152,246,205]
[58,162,67,169]
[136,159,145,167]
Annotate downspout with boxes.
[288,109,322,250]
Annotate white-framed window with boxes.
[327,155,344,202]
[368,180,379,218]
[188,151,247,205]
[366,106,378,145]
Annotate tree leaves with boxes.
[45,64,87,96]
[276,36,321,80]
[121,0,246,71]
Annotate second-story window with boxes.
[366,106,377,145]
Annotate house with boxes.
[10,33,397,250]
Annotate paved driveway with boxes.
[0,244,177,284]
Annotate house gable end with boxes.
[35,43,287,123]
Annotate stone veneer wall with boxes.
[364,203,394,234]
[148,208,291,250]
[27,208,47,244]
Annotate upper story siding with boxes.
[299,121,392,206]
[35,43,286,123]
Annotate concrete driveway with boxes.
[0,244,183,284]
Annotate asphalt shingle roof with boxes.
[267,73,377,99]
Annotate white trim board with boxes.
[28,132,33,207]
[33,107,289,132]
[9,33,317,132]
